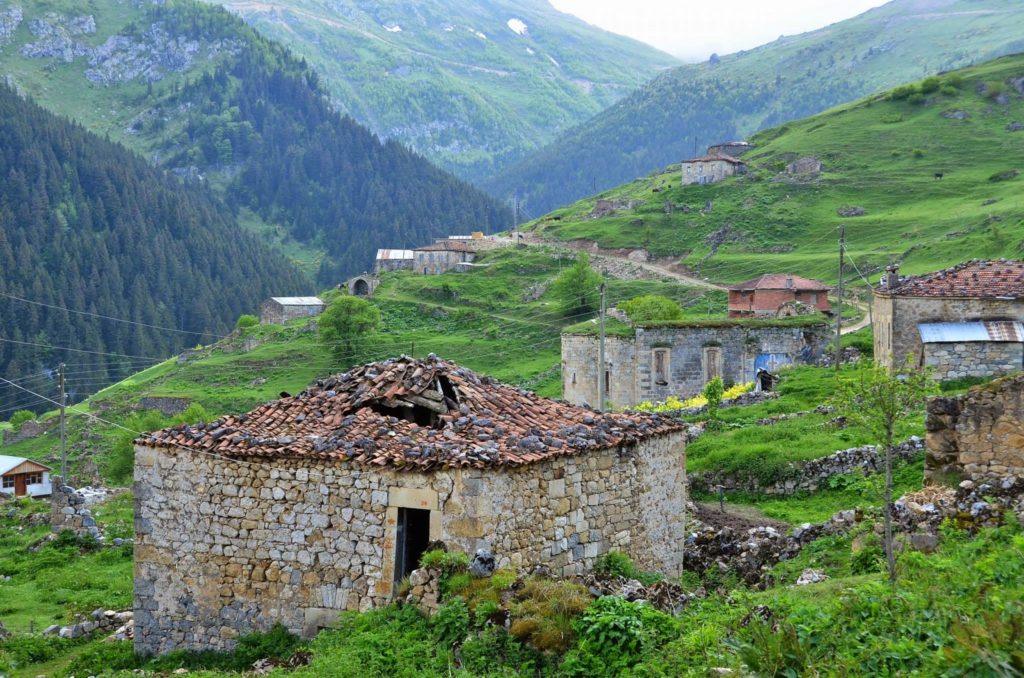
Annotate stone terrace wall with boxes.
[691,437,924,496]
[926,374,1024,483]
[134,432,686,655]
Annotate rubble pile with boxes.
[42,608,132,640]
[894,477,1024,532]
[575,574,696,614]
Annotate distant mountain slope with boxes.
[528,54,1024,289]
[202,0,677,181]
[0,0,511,282]
[0,84,308,410]
[489,0,1024,215]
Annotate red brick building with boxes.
[727,274,831,318]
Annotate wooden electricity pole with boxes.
[58,362,67,481]
[834,225,845,373]
[597,283,606,412]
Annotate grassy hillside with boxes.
[202,0,677,182]
[1,246,719,485]
[528,54,1024,288]
[489,0,1024,215]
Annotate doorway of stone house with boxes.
[394,507,431,584]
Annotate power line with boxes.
[0,291,226,339]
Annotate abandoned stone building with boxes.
[413,240,476,275]
[373,249,414,274]
[258,297,325,325]
[681,154,747,186]
[346,275,379,297]
[727,273,831,318]
[873,260,1024,378]
[133,356,686,654]
[561,319,827,409]
[925,373,1024,483]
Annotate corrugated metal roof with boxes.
[0,455,50,476]
[270,297,324,306]
[375,249,414,260]
[919,321,1024,343]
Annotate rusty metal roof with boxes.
[137,356,684,471]
[375,249,414,260]
[919,321,1024,343]
[269,297,324,306]
[728,274,831,292]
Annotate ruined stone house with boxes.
[681,154,747,186]
[925,373,1024,484]
[133,356,686,655]
[727,273,831,318]
[706,141,753,159]
[413,240,476,275]
[373,249,414,274]
[258,297,325,325]
[561,319,827,409]
[873,260,1024,379]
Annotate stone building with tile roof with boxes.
[133,356,687,655]
[727,273,831,318]
[681,153,747,186]
[873,260,1024,377]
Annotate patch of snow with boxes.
[547,55,560,67]
[383,23,402,33]
[442,23,455,32]
[525,47,535,55]
[507,18,527,36]
[467,27,487,40]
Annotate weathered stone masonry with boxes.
[925,374,1024,484]
[133,432,686,655]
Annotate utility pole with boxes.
[597,283,606,413]
[58,362,67,481]
[834,225,845,373]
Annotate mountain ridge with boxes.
[488,0,1024,216]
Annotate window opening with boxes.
[1,476,13,489]
[394,507,431,584]
[653,349,669,385]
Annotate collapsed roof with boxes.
[139,356,684,471]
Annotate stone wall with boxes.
[925,374,1024,483]
[562,323,826,409]
[873,293,1024,368]
[50,478,102,540]
[259,301,324,325]
[133,431,686,655]
[2,418,55,446]
[690,437,924,496]
[923,341,1022,381]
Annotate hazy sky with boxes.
[549,0,889,61]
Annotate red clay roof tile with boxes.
[138,356,684,471]
[885,260,1024,298]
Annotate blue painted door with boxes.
[754,353,792,379]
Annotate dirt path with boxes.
[694,501,790,530]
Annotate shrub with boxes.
[704,377,725,422]
[889,84,917,100]
[920,76,942,94]
[509,578,591,652]
[419,548,471,596]
[618,295,684,324]
[984,81,1006,100]
[907,92,926,105]
[939,85,959,97]
[727,619,808,678]
[8,409,34,431]
[594,550,638,579]
[62,640,140,676]
[912,148,925,158]
[432,598,470,647]
[562,596,679,675]
[881,113,904,124]
[944,73,965,89]
[235,314,258,329]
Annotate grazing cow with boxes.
[934,172,944,179]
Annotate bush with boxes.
[944,73,965,89]
[704,377,725,422]
[235,314,259,329]
[8,409,34,431]
[618,295,684,324]
[939,85,959,97]
[984,81,1006,100]
[61,640,140,676]
[920,76,942,94]
[432,598,470,647]
[888,84,917,101]
[907,92,926,105]
[594,550,638,579]
[562,596,679,676]
[881,113,904,124]
[509,578,591,652]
